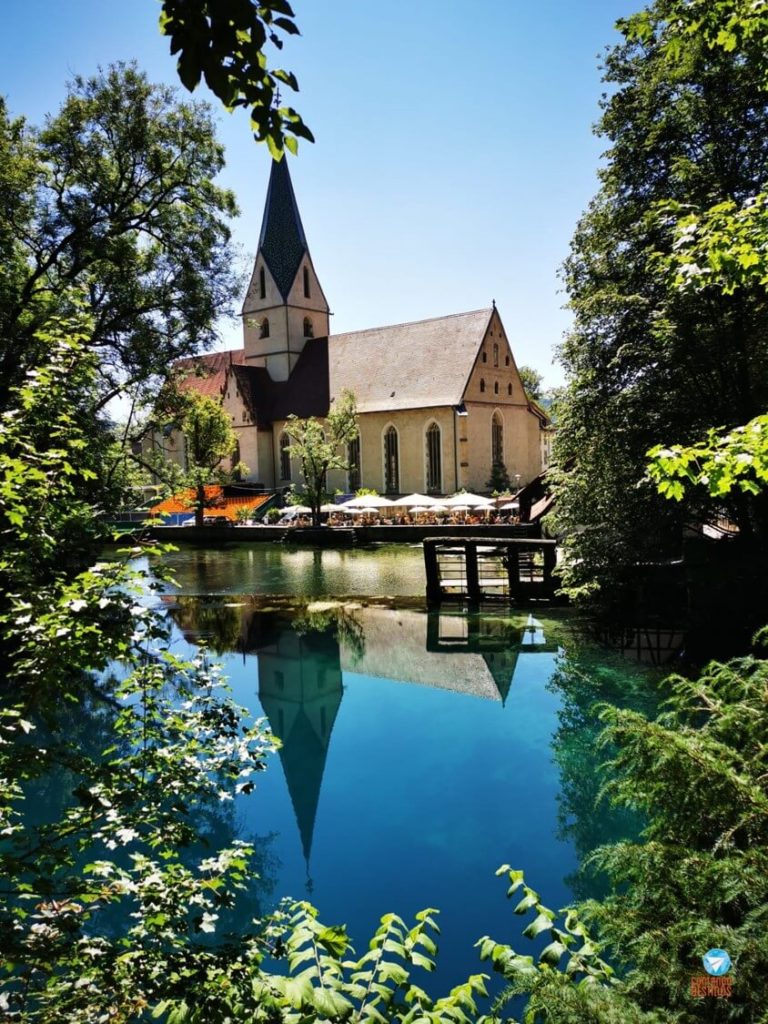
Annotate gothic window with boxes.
[482,351,487,363]
[494,381,499,394]
[303,266,310,298]
[347,436,360,492]
[383,425,399,494]
[507,383,512,396]
[426,422,442,493]
[279,432,291,481]
[505,354,510,366]
[480,378,486,393]
[259,267,266,299]
[493,343,499,367]
[260,317,270,339]
[492,412,504,466]
[303,316,314,338]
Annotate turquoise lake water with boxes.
[142,543,655,993]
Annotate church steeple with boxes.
[258,157,309,301]
[242,158,330,381]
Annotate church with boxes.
[164,159,549,496]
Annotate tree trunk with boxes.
[195,481,205,528]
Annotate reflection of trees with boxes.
[8,668,280,940]
[547,646,659,901]
[167,596,246,654]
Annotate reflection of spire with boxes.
[481,651,519,705]
[257,626,342,871]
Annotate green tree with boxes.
[551,0,768,602]
[518,365,544,402]
[487,461,512,494]
[285,389,359,527]
[180,391,242,527]
[159,0,313,158]
[0,64,238,422]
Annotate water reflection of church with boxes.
[168,600,559,878]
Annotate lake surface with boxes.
[142,543,655,992]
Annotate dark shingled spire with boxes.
[258,158,309,301]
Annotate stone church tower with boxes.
[241,159,330,381]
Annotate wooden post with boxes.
[424,540,441,606]
[543,542,557,598]
[464,540,481,604]
[506,542,520,600]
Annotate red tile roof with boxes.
[174,350,246,401]
[150,487,270,521]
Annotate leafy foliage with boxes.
[179,391,243,527]
[286,389,359,527]
[0,63,238,457]
[159,0,314,158]
[551,0,768,600]
[518,366,544,402]
[648,413,768,500]
[487,461,512,493]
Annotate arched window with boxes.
[347,436,360,492]
[425,422,442,493]
[492,412,504,466]
[303,266,310,298]
[260,317,270,339]
[494,381,499,394]
[493,343,499,367]
[303,316,314,338]
[279,432,291,481]
[482,350,487,363]
[507,382,512,396]
[383,425,399,494]
[505,354,510,366]
[259,267,266,299]
[480,378,486,393]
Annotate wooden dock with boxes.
[423,536,560,605]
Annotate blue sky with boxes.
[0,1,633,388]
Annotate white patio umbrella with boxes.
[277,504,311,515]
[340,494,391,509]
[320,503,341,513]
[449,504,471,512]
[409,506,430,514]
[500,502,520,511]
[429,505,448,515]
[443,492,491,506]
[392,493,440,507]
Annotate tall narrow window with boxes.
[426,422,442,493]
[303,316,313,338]
[279,432,291,481]
[507,383,512,396]
[493,343,499,367]
[383,425,399,494]
[303,266,310,298]
[260,317,270,339]
[480,378,486,393]
[259,267,266,299]
[347,436,360,492]
[492,412,504,466]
